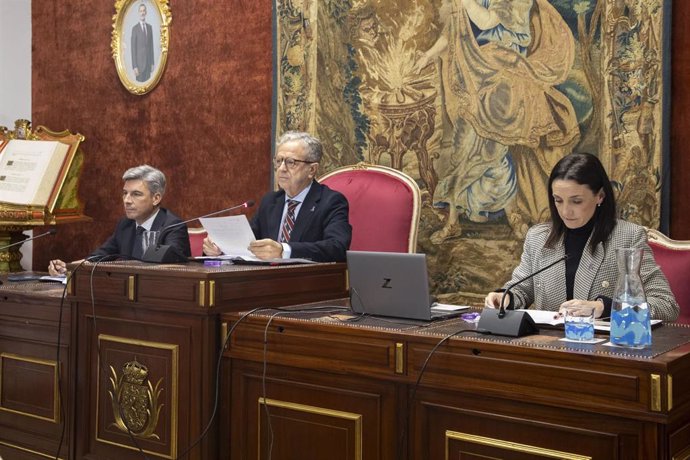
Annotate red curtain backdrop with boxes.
[30,0,690,269]
[31,0,273,267]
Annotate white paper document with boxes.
[199,215,256,258]
[198,215,319,265]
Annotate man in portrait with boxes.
[131,3,154,82]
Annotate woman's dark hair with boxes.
[545,152,616,251]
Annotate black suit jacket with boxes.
[251,181,351,262]
[90,208,191,260]
[131,22,154,82]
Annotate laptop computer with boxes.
[346,251,468,321]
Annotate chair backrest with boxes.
[188,227,208,257]
[319,163,421,253]
[647,228,690,324]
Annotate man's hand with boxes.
[249,239,283,260]
[48,259,67,276]
[202,236,222,256]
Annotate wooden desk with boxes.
[68,261,347,460]
[222,303,690,459]
[0,278,72,460]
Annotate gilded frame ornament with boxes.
[111,0,171,95]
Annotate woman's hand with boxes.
[484,292,508,309]
[558,299,605,318]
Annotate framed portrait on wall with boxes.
[111,0,171,95]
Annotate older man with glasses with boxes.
[203,131,352,262]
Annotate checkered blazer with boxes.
[505,219,679,321]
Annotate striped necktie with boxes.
[131,225,145,259]
[279,200,299,243]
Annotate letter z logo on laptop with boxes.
[381,278,392,289]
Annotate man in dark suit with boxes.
[48,165,190,275]
[203,132,351,262]
[131,3,154,82]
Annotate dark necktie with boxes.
[131,225,145,259]
[279,200,299,243]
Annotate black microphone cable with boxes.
[175,303,349,460]
[53,254,122,460]
[399,327,491,459]
[258,305,352,460]
[86,255,156,460]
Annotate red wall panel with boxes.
[31,0,273,267]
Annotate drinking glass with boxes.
[142,230,160,254]
[564,305,595,341]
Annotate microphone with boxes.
[141,200,255,263]
[0,229,57,251]
[477,254,569,337]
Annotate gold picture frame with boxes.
[111,0,171,95]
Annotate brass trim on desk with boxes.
[66,274,73,295]
[0,440,65,460]
[395,342,404,374]
[0,353,60,423]
[668,374,674,411]
[258,398,362,460]
[446,431,592,459]
[651,373,661,412]
[198,280,206,307]
[672,443,690,460]
[128,275,135,301]
[209,280,215,307]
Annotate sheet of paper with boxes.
[430,303,471,312]
[518,309,564,326]
[199,215,255,257]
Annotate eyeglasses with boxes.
[273,157,314,169]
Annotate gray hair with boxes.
[276,131,323,163]
[122,164,166,196]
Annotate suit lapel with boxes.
[121,220,137,257]
[267,192,286,241]
[289,182,320,242]
[151,209,167,231]
[574,237,605,300]
[539,242,568,306]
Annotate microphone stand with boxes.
[477,254,569,337]
[0,229,57,251]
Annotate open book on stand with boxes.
[0,139,70,208]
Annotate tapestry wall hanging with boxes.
[274,0,667,303]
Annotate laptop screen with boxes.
[347,251,433,320]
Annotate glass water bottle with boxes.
[610,248,652,347]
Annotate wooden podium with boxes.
[0,119,90,272]
[68,261,347,460]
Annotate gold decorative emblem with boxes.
[108,359,164,438]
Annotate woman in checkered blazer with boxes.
[484,153,679,321]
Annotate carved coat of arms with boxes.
[108,359,164,439]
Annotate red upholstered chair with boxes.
[188,227,208,257]
[319,163,421,253]
[647,228,690,324]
